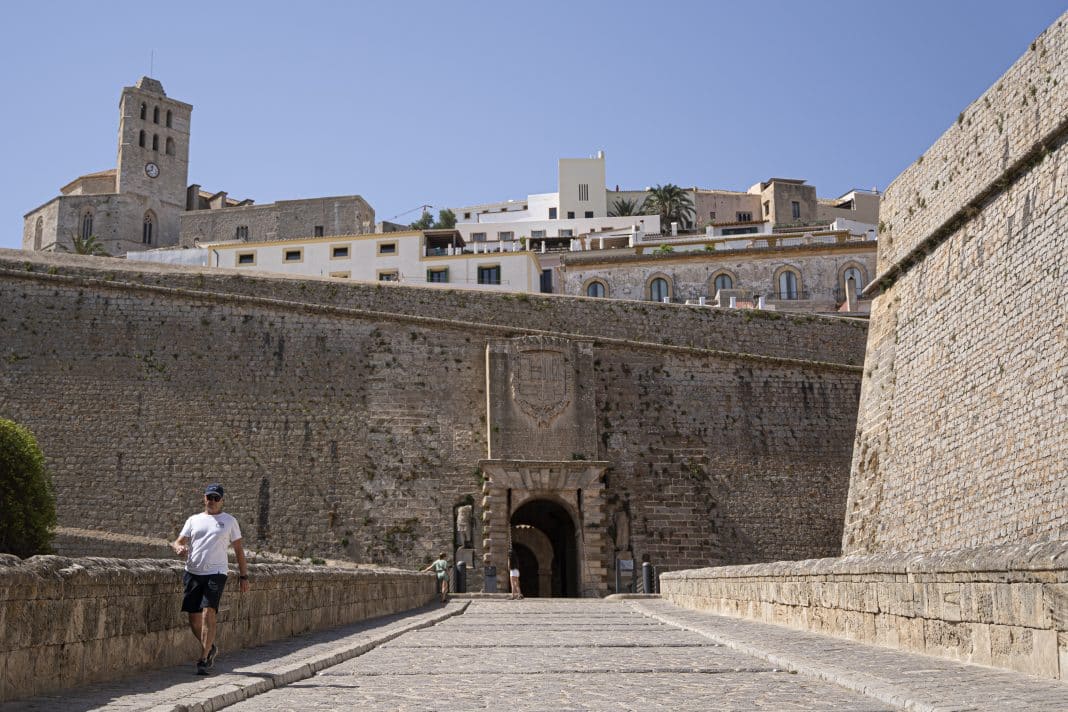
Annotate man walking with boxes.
[171,484,249,675]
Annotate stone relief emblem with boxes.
[510,342,572,428]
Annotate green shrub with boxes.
[0,419,56,557]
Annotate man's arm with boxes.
[232,538,250,593]
[171,535,190,558]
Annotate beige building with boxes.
[560,229,877,314]
[24,77,191,255]
[23,77,375,256]
[610,178,879,234]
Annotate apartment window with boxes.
[471,232,486,242]
[329,271,350,279]
[558,229,574,237]
[566,211,575,219]
[235,225,249,240]
[737,211,752,222]
[331,245,349,259]
[531,230,546,238]
[649,277,670,302]
[237,252,255,265]
[378,242,397,255]
[166,110,173,128]
[763,201,770,217]
[463,212,471,219]
[427,268,449,283]
[585,211,594,218]
[142,212,155,245]
[498,231,514,241]
[314,225,324,237]
[791,201,801,219]
[579,183,589,201]
[477,265,501,285]
[709,211,716,220]
[548,207,557,219]
[586,281,606,298]
[379,270,399,281]
[284,248,303,263]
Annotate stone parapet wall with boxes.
[0,555,434,702]
[0,250,868,368]
[875,14,1067,277]
[660,541,1068,680]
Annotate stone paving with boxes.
[226,600,892,711]
[6,597,1068,711]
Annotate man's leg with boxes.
[187,612,203,643]
[200,607,217,660]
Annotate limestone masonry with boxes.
[0,249,866,596]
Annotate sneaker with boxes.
[206,644,218,668]
[196,659,208,676]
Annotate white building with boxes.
[133,230,545,293]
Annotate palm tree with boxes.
[608,197,640,217]
[641,184,695,233]
[62,233,111,257]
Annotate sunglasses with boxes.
[206,494,222,502]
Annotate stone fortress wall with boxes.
[662,12,1068,679]
[843,12,1068,555]
[180,195,376,248]
[0,250,866,588]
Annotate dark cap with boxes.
[204,484,225,498]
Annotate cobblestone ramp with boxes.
[226,600,893,711]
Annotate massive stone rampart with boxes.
[0,250,865,579]
[843,13,1068,555]
[0,555,433,701]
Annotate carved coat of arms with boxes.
[510,347,572,427]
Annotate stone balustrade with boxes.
[660,541,1068,680]
[0,555,435,701]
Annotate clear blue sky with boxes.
[1,1,1064,249]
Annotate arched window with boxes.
[140,103,146,120]
[650,277,670,302]
[152,106,159,124]
[138,130,145,148]
[142,212,155,245]
[843,266,864,293]
[165,137,175,155]
[34,216,43,251]
[778,269,799,300]
[152,134,159,152]
[81,210,93,240]
[166,110,172,128]
[586,281,606,298]
[714,273,733,292]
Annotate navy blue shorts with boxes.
[181,572,228,613]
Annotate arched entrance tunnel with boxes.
[510,498,578,597]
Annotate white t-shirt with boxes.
[179,512,242,575]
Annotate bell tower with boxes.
[115,77,191,246]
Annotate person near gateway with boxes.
[171,484,249,675]
[422,552,450,603]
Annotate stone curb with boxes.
[163,601,469,712]
[626,600,1064,712]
